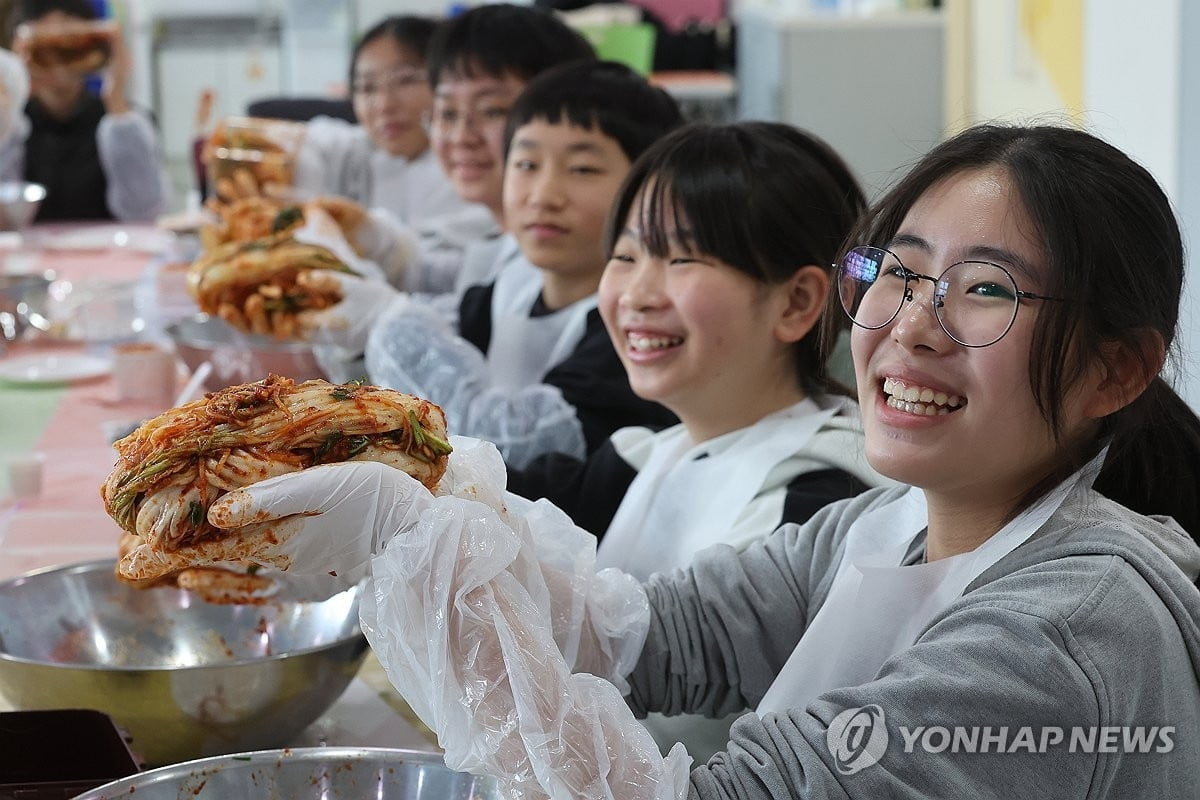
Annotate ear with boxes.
[1080,332,1165,419]
[773,264,830,344]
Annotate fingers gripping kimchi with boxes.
[187,232,356,339]
[102,376,451,585]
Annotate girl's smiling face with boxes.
[852,166,1096,510]
[601,196,821,442]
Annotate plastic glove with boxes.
[365,300,586,468]
[360,437,692,799]
[205,459,434,588]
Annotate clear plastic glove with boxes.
[359,437,692,799]
[364,300,586,468]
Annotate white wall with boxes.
[1082,0,1198,408]
[967,1,1071,125]
[1178,0,1200,408]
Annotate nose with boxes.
[618,257,667,312]
[435,112,482,146]
[526,166,564,209]
[890,276,951,352]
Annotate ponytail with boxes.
[1094,378,1200,539]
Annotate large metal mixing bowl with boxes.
[166,313,327,392]
[0,560,369,766]
[74,747,503,800]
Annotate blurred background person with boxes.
[0,0,169,221]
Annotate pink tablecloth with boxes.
[0,225,183,580]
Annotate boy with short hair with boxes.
[361,60,683,467]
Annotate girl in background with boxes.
[0,0,169,221]
[293,15,471,231]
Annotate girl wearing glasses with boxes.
[205,123,1200,797]
[292,16,474,233]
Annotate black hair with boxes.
[503,60,682,163]
[605,122,867,398]
[14,0,97,23]
[426,3,595,89]
[836,123,1200,536]
[349,15,438,87]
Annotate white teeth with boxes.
[882,377,964,415]
[629,334,683,352]
[886,396,951,416]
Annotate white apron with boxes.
[485,259,597,392]
[597,398,843,580]
[757,453,1104,715]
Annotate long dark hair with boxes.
[835,123,1200,535]
[605,121,867,398]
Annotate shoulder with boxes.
[948,495,1200,690]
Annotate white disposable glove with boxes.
[297,270,404,357]
[206,459,433,588]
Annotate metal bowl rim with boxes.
[166,312,316,353]
[76,747,461,796]
[0,558,367,671]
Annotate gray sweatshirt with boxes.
[628,484,1200,798]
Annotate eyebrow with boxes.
[616,225,695,246]
[434,87,512,101]
[510,139,609,155]
[887,233,1039,280]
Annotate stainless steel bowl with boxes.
[0,560,369,766]
[74,747,503,800]
[166,313,327,392]
[0,270,54,341]
[0,181,45,230]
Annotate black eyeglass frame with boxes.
[835,245,1067,348]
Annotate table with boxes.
[0,222,438,755]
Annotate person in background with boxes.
[210,123,1200,798]
[505,121,888,761]
[0,0,168,221]
[308,3,597,297]
[292,16,477,234]
[358,60,682,468]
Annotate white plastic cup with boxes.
[111,342,178,409]
[6,452,45,499]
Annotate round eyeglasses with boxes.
[835,245,1065,348]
